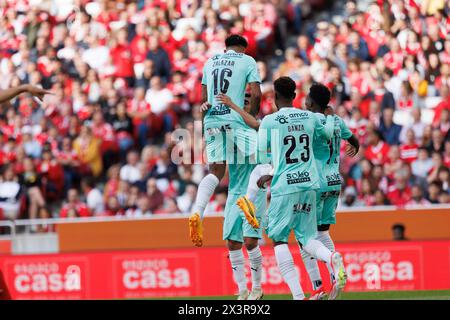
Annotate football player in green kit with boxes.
[189,34,266,300]
[255,77,347,300]
[299,83,359,300]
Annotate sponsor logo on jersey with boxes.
[286,170,311,184]
[208,104,231,116]
[275,115,289,124]
[288,112,310,119]
[326,173,342,186]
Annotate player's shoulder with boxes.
[260,112,277,126]
[313,111,326,121]
[207,53,222,63]
[332,114,347,126]
[240,54,257,68]
[243,53,257,63]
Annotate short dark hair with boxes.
[81,176,96,188]
[309,83,331,108]
[274,77,296,100]
[392,223,405,231]
[370,128,384,142]
[225,34,248,48]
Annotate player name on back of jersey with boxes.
[212,59,236,67]
[287,124,305,132]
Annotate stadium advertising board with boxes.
[0,241,449,299]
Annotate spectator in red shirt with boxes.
[387,170,412,207]
[432,85,450,125]
[127,87,152,148]
[59,188,91,218]
[444,140,450,167]
[91,110,118,170]
[103,195,124,217]
[38,146,64,201]
[110,29,135,86]
[359,177,375,206]
[146,177,164,213]
[400,128,419,164]
[365,129,390,165]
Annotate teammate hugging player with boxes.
[299,83,359,300]
[237,82,357,300]
[254,77,347,300]
[189,35,266,300]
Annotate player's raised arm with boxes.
[0,84,52,104]
[345,134,360,157]
[247,82,262,117]
[216,94,260,130]
[245,56,262,117]
[338,115,360,157]
[201,84,208,104]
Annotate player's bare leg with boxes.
[227,240,249,299]
[245,237,264,300]
[189,163,225,247]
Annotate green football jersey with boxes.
[257,107,334,196]
[202,50,261,128]
[313,114,353,192]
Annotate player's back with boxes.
[202,50,259,127]
[313,114,353,191]
[259,108,321,196]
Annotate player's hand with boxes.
[345,144,359,157]
[200,101,211,112]
[257,175,273,189]
[24,85,53,102]
[324,105,335,116]
[216,94,233,107]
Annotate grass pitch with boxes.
[162,290,450,300]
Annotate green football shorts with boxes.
[266,190,318,245]
[316,190,340,226]
[223,190,266,242]
[204,122,257,164]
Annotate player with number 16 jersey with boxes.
[201,48,260,163]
